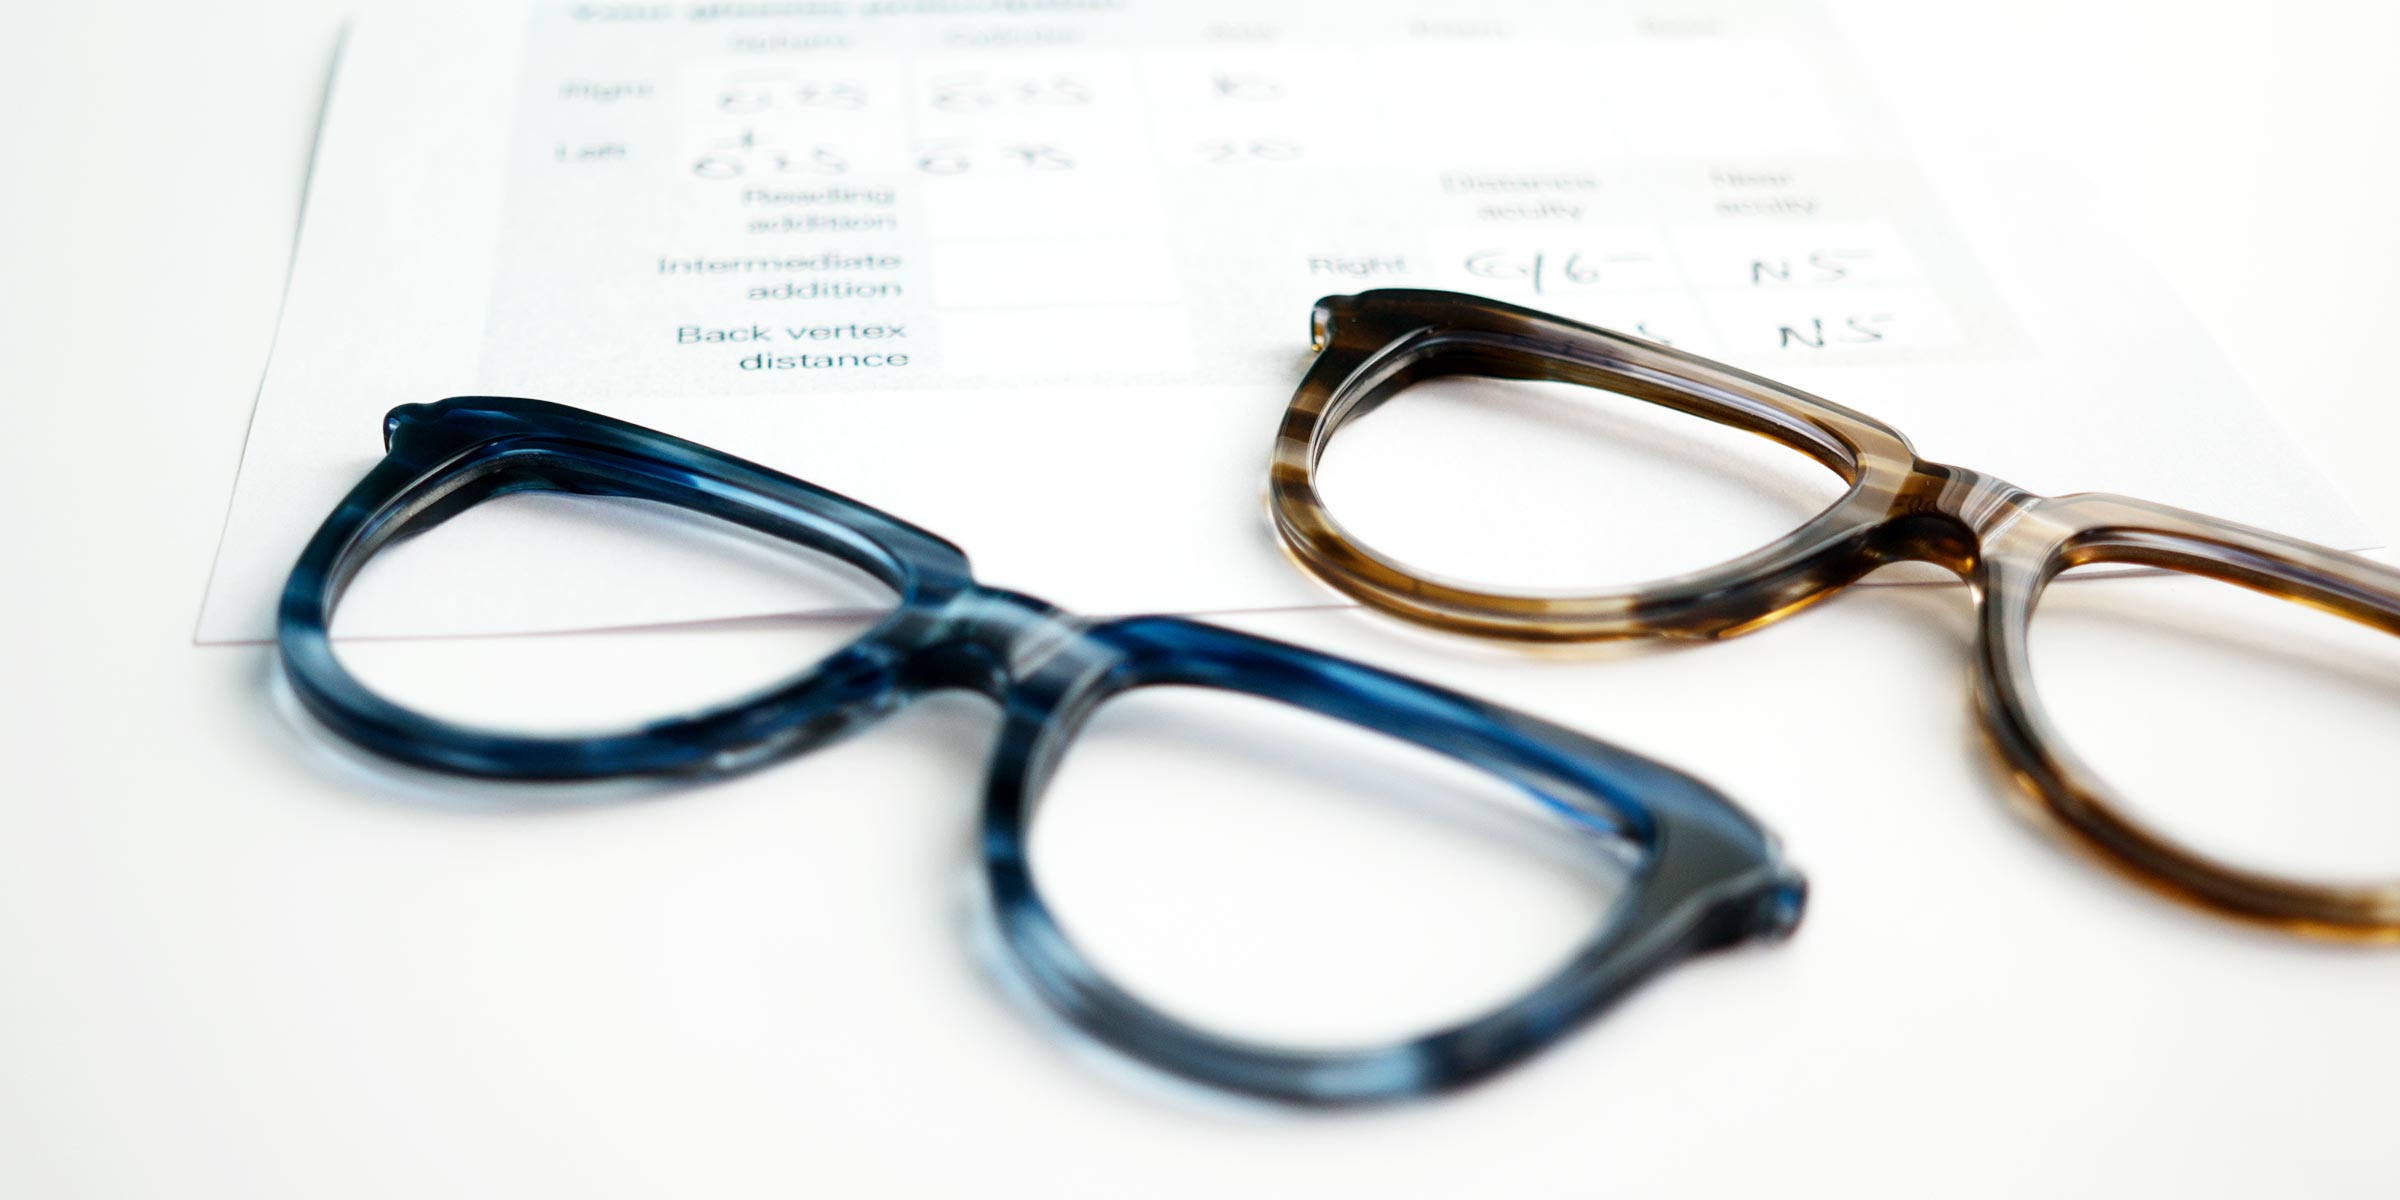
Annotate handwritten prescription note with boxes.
[196,0,2371,641]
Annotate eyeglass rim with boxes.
[275,395,1809,1103]
[1271,289,2400,941]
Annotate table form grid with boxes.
[485,2,2002,395]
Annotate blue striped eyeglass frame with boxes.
[277,395,1805,1105]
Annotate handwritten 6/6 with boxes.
[1464,248,1649,295]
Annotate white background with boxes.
[3,2,2398,1197]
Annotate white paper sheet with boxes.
[196,0,2374,642]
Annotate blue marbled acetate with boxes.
[279,396,1805,1106]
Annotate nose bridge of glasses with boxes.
[1867,461,2041,578]
[896,586,1093,697]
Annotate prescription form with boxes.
[196,0,2372,641]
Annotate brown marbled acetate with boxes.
[1272,289,2400,942]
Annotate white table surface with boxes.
[3,2,2397,1196]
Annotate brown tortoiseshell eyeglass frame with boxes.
[1271,289,2400,943]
